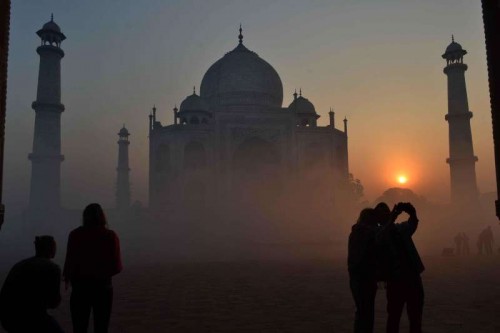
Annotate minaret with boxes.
[116,125,131,210]
[442,37,478,204]
[329,108,335,128]
[28,15,66,211]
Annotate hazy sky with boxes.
[4,0,494,212]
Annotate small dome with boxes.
[42,20,61,33]
[442,37,467,60]
[289,95,316,114]
[37,15,66,42]
[445,41,463,53]
[118,126,130,136]
[179,92,209,112]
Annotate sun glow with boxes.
[397,175,408,185]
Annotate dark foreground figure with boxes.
[63,203,122,333]
[0,236,64,333]
[348,208,378,333]
[376,202,425,333]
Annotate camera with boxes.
[395,202,414,214]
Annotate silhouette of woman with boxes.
[63,203,122,333]
[348,208,378,333]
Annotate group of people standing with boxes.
[454,226,496,256]
[0,203,122,333]
[348,202,424,333]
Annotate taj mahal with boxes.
[148,26,349,212]
[25,17,351,234]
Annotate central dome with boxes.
[200,38,283,108]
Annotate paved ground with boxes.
[2,256,500,333]
[1,255,500,332]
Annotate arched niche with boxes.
[155,144,170,172]
[303,142,329,169]
[183,141,206,170]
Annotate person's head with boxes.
[34,235,56,259]
[374,202,391,225]
[82,203,107,228]
[357,208,377,227]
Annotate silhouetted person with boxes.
[454,233,463,255]
[348,208,379,333]
[375,202,425,333]
[461,232,470,255]
[63,203,122,333]
[477,226,494,255]
[0,236,64,333]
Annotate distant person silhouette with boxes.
[348,208,379,333]
[63,203,122,333]
[0,236,64,333]
[461,232,470,255]
[375,202,425,333]
[454,233,463,255]
[477,226,494,255]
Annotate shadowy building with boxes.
[116,125,131,210]
[148,26,349,213]
[28,16,66,213]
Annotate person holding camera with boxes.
[374,202,425,333]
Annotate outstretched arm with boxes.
[397,203,419,236]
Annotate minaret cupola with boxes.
[288,89,319,127]
[37,14,66,48]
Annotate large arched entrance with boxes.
[232,137,282,204]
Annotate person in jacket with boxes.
[348,208,379,333]
[375,202,424,333]
[63,203,122,333]
[0,236,64,333]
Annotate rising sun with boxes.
[397,175,408,184]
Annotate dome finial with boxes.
[299,88,302,97]
[193,86,196,95]
[293,89,298,100]
[238,23,243,44]
[51,13,54,22]
[452,34,455,43]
